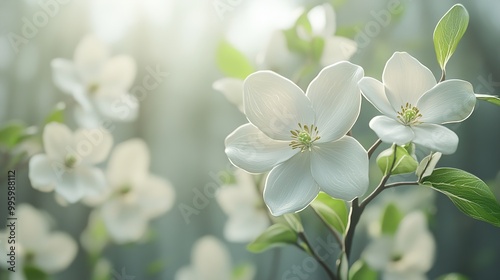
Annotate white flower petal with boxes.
[99,55,136,90]
[311,136,369,201]
[192,236,232,280]
[363,236,393,270]
[369,116,414,145]
[308,4,336,37]
[257,31,293,72]
[137,175,175,218]
[383,52,436,110]
[175,266,197,280]
[94,90,139,122]
[359,77,397,118]
[216,171,256,216]
[213,78,244,112]
[74,105,101,128]
[76,166,107,198]
[412,124,458,155]
[263,152,319,216]
[224,212,270,243]
[101,199,147,243]
[307,62,364,142]
[51,58,83,95]
[54,171,88,203]
[43,122,73,161]
[107,139,150,188]
[74,35,109,83]
[29,154,58,192]
[225,123,297,173]
[33,232,77,273]
[244,71,315,140]
[74,127,113,164]
[417,79,476,124]
[320,37,357,66]
[17,205,50,247]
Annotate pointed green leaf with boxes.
[284,213,304,233]
[247,223,297,253]
[24,266,52,280]
[310,192,348,234]
[377,144,418,176]
[433,4,469,70]
[421,168,500,227]
[349,260,377,280]
[380,203,403,235]
[0,122,26,149]
[311,37,325,62]
[216,40,254,79]
[231,263,256,280]
[476,94,500,106]
[44,102,66,124]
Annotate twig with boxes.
[367,139,382,158]
[298,232,338,280]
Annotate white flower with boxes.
[87,139,175,244]
[0,204,77,279]
[300,3,357,66]
[28,122,112,203]
[225,62,369,216]
[216,169,270,242]
[175,236,255,280]
[359,52,476,155]
[51,35,138,127]
[363,212,435,280]
[213,77,245,113]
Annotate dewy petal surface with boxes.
[383,52,436,110]
[311,136,368,201]
[411,124,458,155]
[306,62,364,142]
[359,77,397,118]
[417,79,476,124]
[225,123,297,173]
[244,71,315,140]
[263,152,319,216]
[369,116,414,145]
[43,122,73,161]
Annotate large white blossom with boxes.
[51,35,138,127]
[225,62,369,216]
[0,204,77,280]
[85,139,175,243]
[359,52,476,154]
[363,211,435,280]
[216,169,270,242]
[28,122,112,203]
[175,236,254,280]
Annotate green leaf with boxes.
[311,37,325,62]
[231,263,256,280]
[377,144,418,175]
[476,94,500,106]
[310,192,348,234]
[433,4,469,70]
[24,266,52,280]
[380,203,403,235]
[284,213,304,233]
[44,102,66,124]
[147,259,167,275]
[216,40,254,79]
[247,223,297,253]
[0,122,26,149]
[437,273,469,280]
[349,260,377,280]
[421,168,500,227]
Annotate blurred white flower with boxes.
[216,169,270,242]
[51,35,138,128]
[213,77,245,113]
[175,236,255,280]
[28,122,112,203]
[0,204,77,279]
[363,212,435,280]
[86,139,175,244]
[225,62,369,216]
[359,52,476,155]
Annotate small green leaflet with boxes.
[216,40,254,79]
[349,260,377,280]
[380,203,403,235]
[476,94,500,107]
[433,4,469,70]
[421,168,500,227]
[310,192,348,234]
[284,213,304,233]
[247,223,297,253]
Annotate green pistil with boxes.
[64,155,77,169]
[290,123,321,152]
[88,83,100,94]
[397,103,422,126]
[119,185,132,196]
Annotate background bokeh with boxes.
[1,0,499,279]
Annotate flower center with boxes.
[290,123,320,152]
[119,185,132,195]
[64,155,78,169]
[397,103,422,126]
[87,83,100,94]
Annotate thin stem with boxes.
[367,139,382,158]
[439,69,446,82]
[298,232,338,280]
[384,181,419,189]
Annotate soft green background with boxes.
[0,0,499,279]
